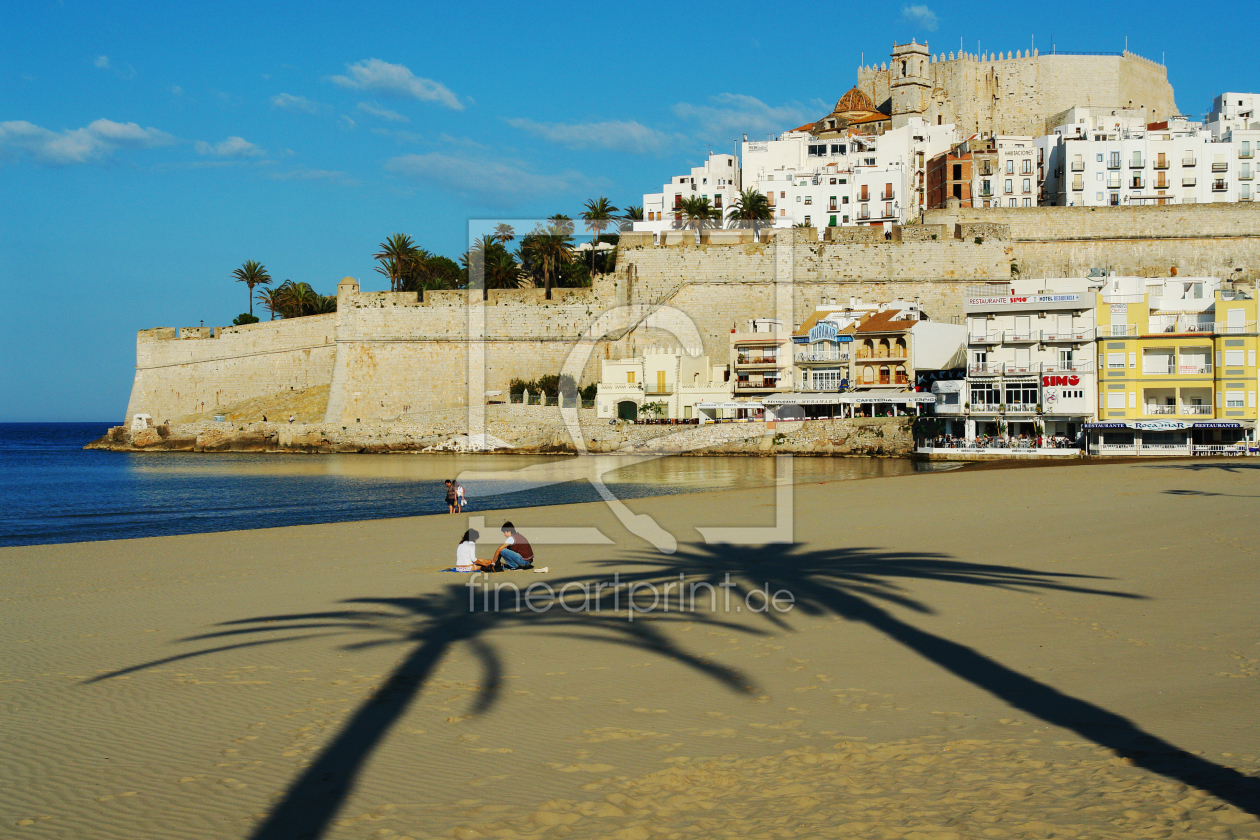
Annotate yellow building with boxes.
[1090,277,1257,455]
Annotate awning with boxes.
[696,401,764,410]
[763,393,842,405]
[1085,420,1247,431]
[839,391,936,404]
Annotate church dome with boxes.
[835,87,875,114]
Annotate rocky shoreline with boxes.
[85,414,915,457]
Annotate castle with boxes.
[123,203,1260,426]
[857,42,1178,136]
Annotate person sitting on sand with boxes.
[492,521,534,570]
[455,529,480,572]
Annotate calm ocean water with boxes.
[0,423,950,547]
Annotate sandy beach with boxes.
[3,459,1259,839]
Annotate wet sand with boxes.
[2,459,1259,838]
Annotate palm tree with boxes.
[520,221,575,299]
[492,223,516,246]
[232,261,271,316]
[725,189,774,239]
[581,197,619,273]
[676,196,719,236]
[256,286,286,320]
[373,233,418,292]
[619,205,643,231]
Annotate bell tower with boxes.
[890,39,931,128]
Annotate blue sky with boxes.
[1,0,1250,421]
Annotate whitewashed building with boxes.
[638,153,740,233]
[947,279,1101,442]
[595,347,730,421]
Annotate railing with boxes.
[1142,366,1173,375]
[857,212,871,220]
[797,382,847,392]
[1072,181,1085,191]
[1215,321,1258,333]
[1194,444,1249,456]
[1099,443,1137,452]
[1004,331,1039,342]
[1042,360,1093,372]
[736,356,781,366]
[1107,160,1121,170]
[970,404,1002,413]
[794,350,849,362]
[1070,161,1085,171]
[1240,171,1254,181]
[1144,405,1176,415]
[1042,329,1094,341]
[1129,158,1145,168]
[644,384,673,395]
[1181,404,1212,414]
[1107,179,1122,189]
[1212,162,1228,172]
[1183,158,1197,167]
[1154,161,1170,170]
[1005,403,1038,413]
[1177,364,1212,374]
[1241,151,1255,159]
[1183,177,1197,187]
[1213,181,1228,191]
[1099,324,1137,336]
[969,333,1002,343]
[968,363,1003,376]
[880,192,894,201]
[1002,362,1040,375]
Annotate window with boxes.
[797,195,802,202]
[1226,349,1245,366]
[829,196,837,210]
[804,196,812,205]
[1004,382,1039,405]
[1096,153,1104,162]
[780,191,786,199]
[1107,352,1126,368]
[1005,179,1013,194]
[952,163,963,180]
[1023,198,1032,207]
[982,179,991,195]
[1022,159,1032,174]
[831,144,845,154]
[842,196,849,204]
[885,202,893,218]
[971,382,1000,405]
[1006,160,1014,174]
[803,215,811,226]
[1227,390,1245,408]
[1009,199,1018,207]
[627,371,636,384]
[1022,178,1031,193]
[1129,392,1137,409]
[1109,151,1121,168]
[1107,393,1126,409]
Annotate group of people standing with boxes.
[444,479,467,513]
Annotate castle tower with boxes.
[890,40,931,129]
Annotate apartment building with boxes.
[638,153,740,233]
[1089,276,1258,453]
[949,280,1099,442]
[731,319,794,399]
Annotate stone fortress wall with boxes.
[122,204,1260,424]
[858,48,1177,137]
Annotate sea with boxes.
[0,423,954,547]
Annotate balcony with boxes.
[1177,364,1213,375]
[798,382,847,392]
[1213,162,1228,172]
[1214,321,1258,334]
[1144,405,1176,415]
[734,380,788,392]
[1002,361,1040,375]
[794,350,849,363]
[1154,160,1170,170]
[1070,161,1085,171]
[1129,158,1145,168]
[1107,160,1121,170]
[1129,180,1144,190]
[880,191,895,201]
[1241,171,1254,181]
[1183,157,1197,167]
[969,333,1002,344]
[644,383,674,395]
[1155,179,1170,190]
[968,362,1003,376]
[735,355,782,367]
[1241,150,1255,159]
[1042,360,1093,373]
[1181,404,1213,415]
[969,403,1002,414]
[1005,402,1038,414]
[1071,181,1085,191]
[857,211,871,221]
[1214,181,1230,192]
[1183,177,1197,187]
[1099,324,1137,337]
[1004,330,1040,343]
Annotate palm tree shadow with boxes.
[87,574,763,840]
[605,543,1260,816]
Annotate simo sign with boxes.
[1042,374,1080,387]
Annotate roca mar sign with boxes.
[1042,374,1080,387]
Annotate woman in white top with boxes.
[454,528,479,572]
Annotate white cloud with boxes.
[673,93,811,141]
[195,136,265,158]
[94,55,111,69]
[93,55,136,79]
[384,151,593,203]
[267,168,359,186]
[356,101,409,123]
[329,59,463,110]
[0,118,174,165]
[171,85,184,97]
[271,92,325,114]
[901,4,939,30]
[338,115,356,131]
[505,117,682,155]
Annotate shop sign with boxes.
[966,294,1082,307]
[1042,374,1080,387]
[1132,420,1189,431]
